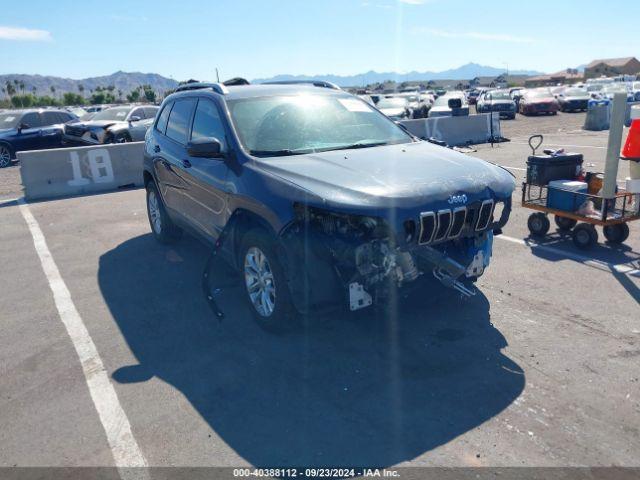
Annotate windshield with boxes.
[587,84,603,92]
[0,112,20,129]
[603,84,627,93]
[376,97,408,108]
[227,94,412,156]
[565,88,586,96]
[489,91,511,100]
[91,107,131,121]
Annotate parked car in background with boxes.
[428,92,470,118]
[600,84,634,102]
[144,82,515,329]
[519,89,559,116]
[0,109,77,168]
[466,89,480,105]
[510,88,524,108]
[632,82,640,102]
[376,96,411,120]
[63,104,159,145]
[399,92,432,118]
[476,90,516,119]
[557,87,590,112]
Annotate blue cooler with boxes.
[547,180,588,212]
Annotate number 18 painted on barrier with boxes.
[68,149,115,186]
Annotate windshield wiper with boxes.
[249,149,309,157]
[316,141,390,153]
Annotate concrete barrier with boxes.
[400,113,502,146]
[584,102,640,131]
[18,142,144,201]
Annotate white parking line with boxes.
[17,199,148,478]
[496,234,640,276]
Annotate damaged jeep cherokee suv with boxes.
[144,82,515,329]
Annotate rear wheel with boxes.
[240,229,295,332]
[528,213,550,237]
[603,224,630,244]
[554,215,577,232]
[572,223,598,249]
[0,144,12,168]
[146,181,182,244]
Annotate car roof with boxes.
[170,84,350,102]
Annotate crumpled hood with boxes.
[254,141,515,210]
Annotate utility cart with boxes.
[522,182,639,249]
[521,134,639,249]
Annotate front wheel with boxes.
[240,229,295,332]
[572,223,598,249]
[0,144,13,168]
[528,213,550,237]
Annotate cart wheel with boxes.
[572,223,598,249]
[554,215,577,232]
[603,224,630,244]
[528,213,550,237]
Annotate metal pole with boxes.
[602,93,627,199]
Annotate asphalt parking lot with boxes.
[1,112,639,472]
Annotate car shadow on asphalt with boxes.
[99,234,525,467]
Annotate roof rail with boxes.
[175,82,229,94]
[262,80,341,90]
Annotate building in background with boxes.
[584,57,640,79]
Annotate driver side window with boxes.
[21,113,42,129]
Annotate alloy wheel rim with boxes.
[244,247,276,317]
[148,191,162,234]
[0,147,10,167]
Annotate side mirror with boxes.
[129,116,141,122]
[187,137,224,158]
[18,122,30,132]
[448,98,462,109]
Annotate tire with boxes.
[239,229,295,332]
[572,223,598,249]
[528,213,550,237]
[603,224,630,244]
[113,132,132,144]
[146,181,182,244]
[0,144,13,168]
[554,215,577,232]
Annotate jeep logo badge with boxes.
[448,194,467,205]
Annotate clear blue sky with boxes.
[1,0,638,81]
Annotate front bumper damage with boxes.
[280,199,508,314]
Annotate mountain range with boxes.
[0,63,545,98]
[0,71,179,98]
[252,63,543,87]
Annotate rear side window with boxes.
[165,99,196,145]
[191,99,225,141]
[144,107,159,119]
[42,111,62,126]
[155,102,172,134]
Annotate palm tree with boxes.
[31,86,37,95]
[117,89,123,102]
[50,85,56,98]
[78,84,85,96]
[19,81,25,95]
[5,81,16,97]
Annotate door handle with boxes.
[182,159,192,168]
[154,145,161,153]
